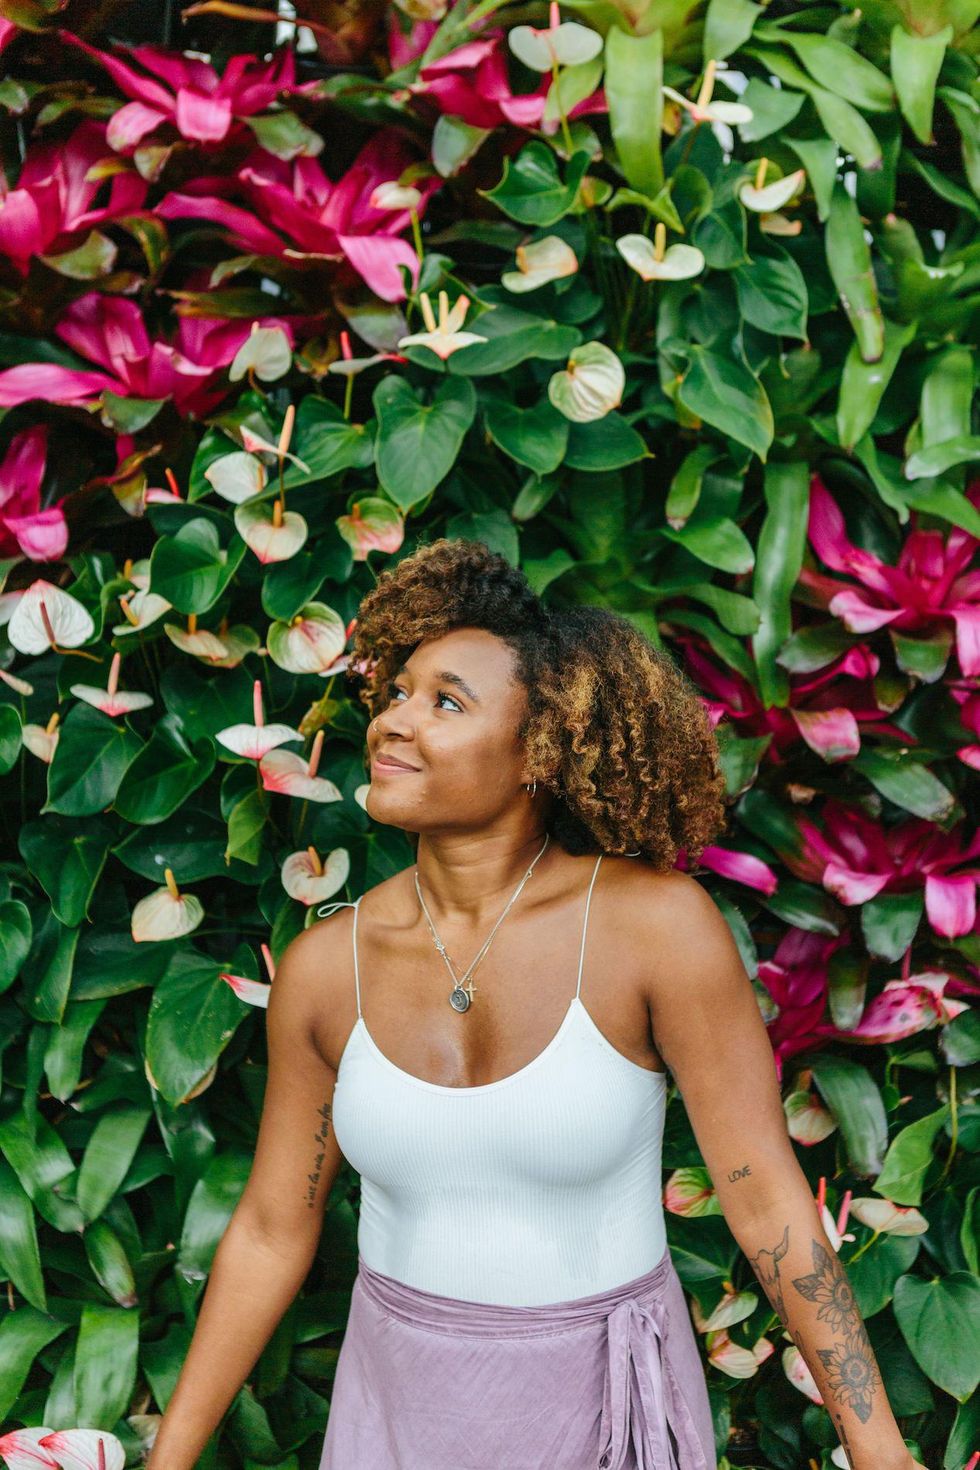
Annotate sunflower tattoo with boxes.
[792,1238,880,1423]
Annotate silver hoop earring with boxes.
[525,779,537,797]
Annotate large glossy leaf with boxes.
[485,399,568,474]
[891,23,952,144]
[145,950,250,1105]
[374,376,476,510]
[18,814,114,926]
[892,1272,980,1401]
[114,714,216,825]
[825,184,884,362]
[45,704,141,819]
[733,248,808,340]
[676,346,775,460]
[77,1106,153,1222]
[808,1053,888,1176]
[874,1105,950,1205]
[605,27,663,195]
[148,516,247,614]
[483,143,590,227]
[74,1301,140,1427]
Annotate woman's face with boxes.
[364,627,531,834]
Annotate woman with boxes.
[146,540,923,1470]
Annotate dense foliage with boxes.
[0,0,978,1466]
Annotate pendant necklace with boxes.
[414,832,551,1013]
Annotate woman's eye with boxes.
[437,690,462,712]
[387,682,407,702]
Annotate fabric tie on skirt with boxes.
[326,1247,716,1470]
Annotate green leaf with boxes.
[874,1105,950,1205]
[149,516,247,614]
[0,1307,67,1422]
[226,789,268,866]
[0,900,31,997]
[605,27,663,195]
[852,749,957,822]
[825,183,884,362]
[447,306,580,376]
[286,395,375,486]
[18,815,113,926]
[891,23,952,144]
[703,0,762,61]
[733,248,808,340]
[739,79,805,141]
[892,1271,980,1401]
[677,346,774,461]
[786,136,839,221]
[432,114,491,178]
[765,29,895,111]
[660,514,754,574]
[374,375,476,510]
[445,507,519,564]
[905,436,980,480]
[45,704,141,818]
[77,1106,153,1222]
[750,46,883,168]
[74,1301,140,1428]
[753,461,810,707]
[808,1053,888,1175]
[860,890,924,963]
[940,1009,980,1067]
[563,411,648,470]
[114,714,216,825]
[146,950,248,1105]
[485,399,568,474]
[483,142,590,226]
[0,1156,46,1312]
[837,318,916,450]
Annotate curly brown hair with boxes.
[349,539,729,870]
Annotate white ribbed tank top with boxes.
[326,854,669,1306]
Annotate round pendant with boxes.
[449,986,471,1013]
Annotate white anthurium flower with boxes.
[328,328,407,377]
[782,1344,823,1404]
[229,323,293,383]
[706,1328,774,1379]
[616,222,705,282]
[233,498,308,564]
[692,1288,758,1333]
[819,1199,856,1252]
[739,159,806,214]
[393,0,449,21]
[502,234,579,293]
[847,1198,929,1235]
[163,618,229,662]
[0,589,22,626]
[0,667,34,695]
[207,622,261,669]
[398,290,488,360]
[121,555,152,589]
[370,181,423,211]
[131,867,204,942]
[759,211,802,236]
[354,782,371,810]
[548,340,624,422]
[22,713,60,763]
[113,587,172,634]
[783,1086,837,1144]
[831,1447,854,1469]
[281,845,351,905]
[509,2,602,71]
[7,579,95,655]
[260,732,343,802]
[29,1427,127,1470]
[204,450,268,504]
[239,405,310,473]
[336,496,405,560]
[267,601,348,675]
[663,59,753,126]
[70,651,153,717]
[216,679,303,760]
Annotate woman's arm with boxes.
[637,871,919,1470]
[146,919,349,1469]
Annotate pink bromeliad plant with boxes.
[156,131,437,302]
[0,425,67,563]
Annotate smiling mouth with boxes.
[373,753,420,772]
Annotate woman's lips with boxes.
[372,753,420,774]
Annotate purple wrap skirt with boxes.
[317,1244,717,1469]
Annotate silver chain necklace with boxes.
[414,833,551,1013]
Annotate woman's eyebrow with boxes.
[397,663,481,703]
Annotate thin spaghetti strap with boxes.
[314,896,362,1020]
[575,854,604,1001]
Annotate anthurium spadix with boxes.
[216,678,303,759]
[397,290,487,359]
[548,340,624,422]
[502,235,578,292]
[260,732,343,802]
[233,497,308,564]
[739,159,806,214]
[6,578,95,654]
[281,845,350,905]
[663,59,753,126]
[204,450,268,504]
[228,323,293,382]
[267,601,348,674]
[509,3,602,71]
[616,223,705,282]
[114,588,172,636]
[70,651,152,716]
[163,614,229,662]
[2,1427,128,1470]
[131,867,203,942]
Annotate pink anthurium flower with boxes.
[204,451,268,504]
[21,712,60,764]
[804,476,980,679]
[0,1424,61,1468]
[259,731,343,802]
[70,651,152,716]
[0,119,148,275]
[6,579,94,654]
[782,1344,823,1403]
[163,614,229,662]
[216,679,303,759]
[59,32,301,150]
[281,845,351,905]
[234,497,308,564]
[336,496,405,560]
[131,868,203,942]
[398,289,487,359]
[221,943,276,1009]
[40,1428,126,1470]
[847,1197,929,1235]
[266,602,348,675]
[784,1082,837,1145]
[0,424,69,563]
[706,1328,774,1378]
[663,1167,721,1217]
[207,619,261,669]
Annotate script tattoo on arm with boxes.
[304,1100,332,1209]
[747,1224,881,1425]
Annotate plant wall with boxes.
[0,0,978,1467]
